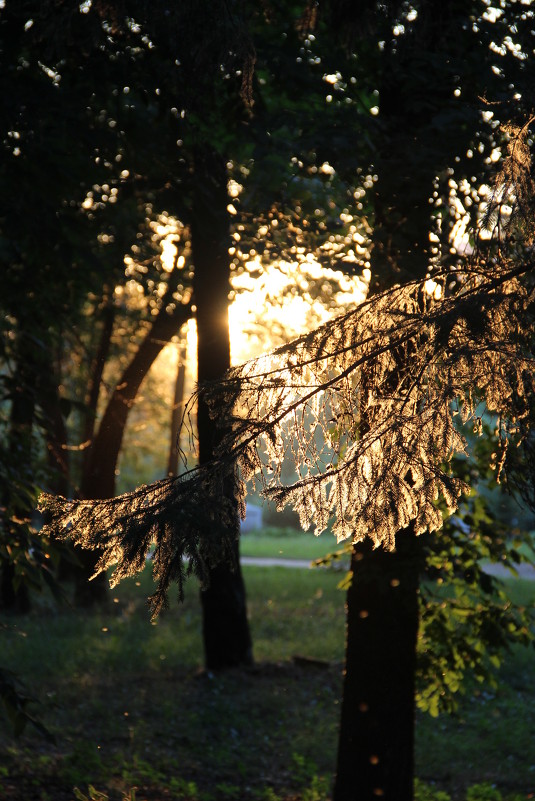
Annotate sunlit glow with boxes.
[424,278,442,300]
[450,217,474,255]
[160,239,178,271]
[185,317,197,351]
[229,257,368,364]
[228,179,243,198]
[324,72,341,85]
[320,162,335,175]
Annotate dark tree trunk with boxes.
[0,344,35,613]
[333,531,423,801]
[72,285,191,606]
[192,147,253,670]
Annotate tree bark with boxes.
[333,532,422,801]
[192,146,253,670]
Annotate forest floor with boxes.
[0,565,534,801]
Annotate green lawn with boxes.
[240,527,349,562]
[0,565,534,801]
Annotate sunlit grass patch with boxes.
[240,526,340,562]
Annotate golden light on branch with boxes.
[201,260,535,549]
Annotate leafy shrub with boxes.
[465,784,502,801]
[414,778,451,801]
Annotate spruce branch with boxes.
[39,464,244,617]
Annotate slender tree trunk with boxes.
[192,147,253,670]
[167,335,187,476]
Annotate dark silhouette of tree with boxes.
[192,147,253,669]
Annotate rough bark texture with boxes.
[192,147,253,670]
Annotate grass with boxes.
[240,527,347,562]
[0,561,534,801]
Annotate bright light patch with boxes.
[424,279,442,300]
[161,239,177,271]
[229,259,368,364]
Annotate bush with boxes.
[414,778,451,801]
[465,784,502,801]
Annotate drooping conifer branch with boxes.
[198,260,535,547]
[39,465,245,616]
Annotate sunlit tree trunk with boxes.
[167,334,187,477]
[192,147,253,670]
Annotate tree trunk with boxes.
[82,296,116,475]
[167,335,187,476]
[192,147,253,670]
[72,287,191,606]
[331,3,474,793]
[0,343,35,613]
[333,531,423,801]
